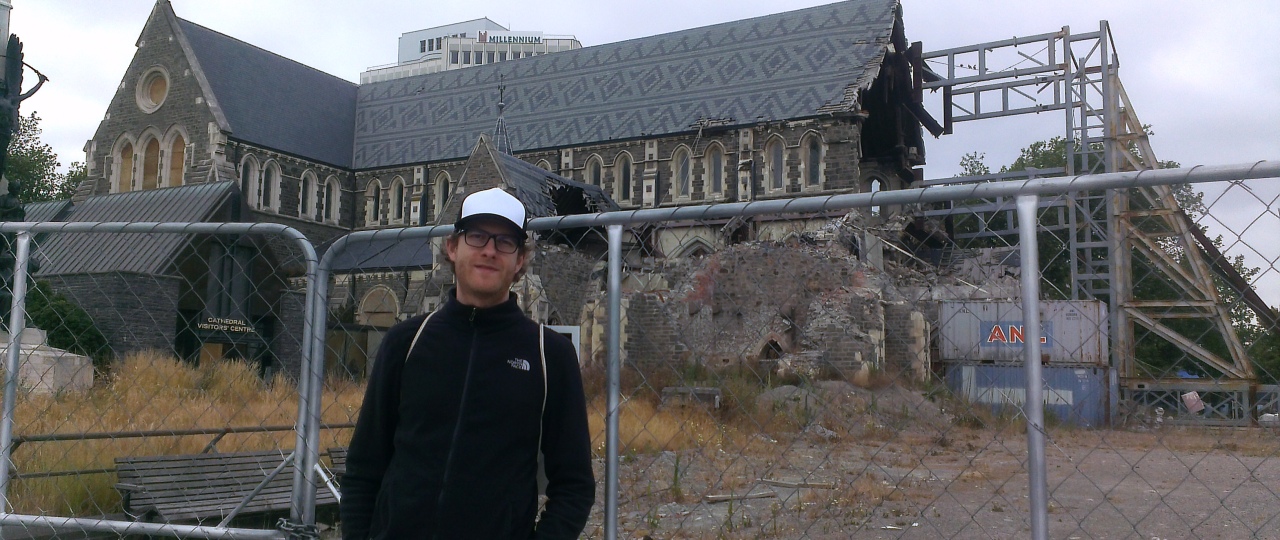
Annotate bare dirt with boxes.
[576,383,1280,539]
[321,381,1280,539]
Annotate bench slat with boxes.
[133,481,294,505]
[118,451,287,464]
[115,450,336,523]
[327,447,348,475]
[155,488,336,510]
[120,470,289,484]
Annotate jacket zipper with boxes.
[433,308,479,539]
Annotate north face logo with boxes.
[507,358,530,371]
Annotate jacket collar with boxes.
[440,288,525,327]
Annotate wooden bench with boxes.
[327,447,348,477]
[115,450,338,524]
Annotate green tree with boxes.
[1002,137,1069,174]
[1,113,82,331]
[957,151,990,177]
[59,161,87,199]
[954,147,1075,298]
[26,280,111,374]
[1253,325,1280,383]
[7,112,78,203]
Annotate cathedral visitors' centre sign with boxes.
[197,317,257,334]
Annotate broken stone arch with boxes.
[752,332,790,361]
[674,237,715,259]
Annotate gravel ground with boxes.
[574,428,1280,539]
[320,384,1280,539]
[576,383,1280,539]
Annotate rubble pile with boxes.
[568,209,1029,376]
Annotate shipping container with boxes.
[939,300,1108,365]
[945,364,1109,427]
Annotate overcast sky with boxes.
[9,0,1280,305]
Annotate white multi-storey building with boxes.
[361,18,582,83]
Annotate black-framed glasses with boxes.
[461,229,523,254]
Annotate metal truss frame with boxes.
[921,22,1255,385]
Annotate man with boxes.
[341,187,595,539]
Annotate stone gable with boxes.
[78,3,224,201]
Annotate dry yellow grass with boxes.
[12,355,791,517]
[6,350,365,516]
[586,396,744,456]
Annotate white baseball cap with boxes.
[455,187,527,236]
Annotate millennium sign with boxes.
[477,31,543,45]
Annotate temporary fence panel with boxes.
[0,222,327,540]
[305,162,1280,540]
[560,165,1280,540]
[4,162,1276,540]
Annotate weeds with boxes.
[644,507,661,531]
[587,396,741,456]
[671,453,685,503]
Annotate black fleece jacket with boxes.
[340,291,595,539]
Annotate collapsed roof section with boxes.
[334,135,618,273]
[437,134,619,225]
[493,146,619,218]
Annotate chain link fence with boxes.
[554,163,1276,539]
[0,222,327,539]
[0,162,1276,539]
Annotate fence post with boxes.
[604,224,622,540]
[289,238,323,528]
[1016,194,1048,540]
[289,284,314,527]
[0,230,30,519]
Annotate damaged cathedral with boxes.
[34,0,1031,382]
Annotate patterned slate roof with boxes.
[34,182,236,277]
[353,0,898,169]
[23,199,73,223]
[328,236,434,273]
[177,19,358,168]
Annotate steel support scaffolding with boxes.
[922,22,1258,410]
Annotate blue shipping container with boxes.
[945,364,1109,428]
